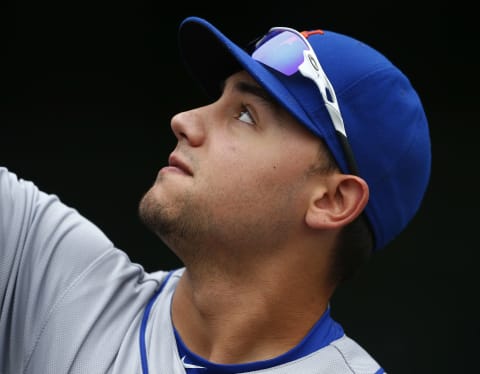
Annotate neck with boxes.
[171,258,333,364]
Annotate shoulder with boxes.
[244,334,385,374]
[325,335,385,373]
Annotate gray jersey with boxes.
[0,167,384,374]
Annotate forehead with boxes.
[224,71,267,94]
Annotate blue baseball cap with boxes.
[177,16,431,252]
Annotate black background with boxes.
[2,1,477,372]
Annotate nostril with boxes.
[179,130,188,140]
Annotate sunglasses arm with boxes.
[298,51,347,138]
[298,51,359,175]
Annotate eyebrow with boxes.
[221,78,280,108]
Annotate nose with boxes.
[170,107,206,147]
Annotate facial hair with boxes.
[137,185,210,254]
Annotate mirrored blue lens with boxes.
[252,30,308,76]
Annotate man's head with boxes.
[176,16,432,253]
[139,70,362,275]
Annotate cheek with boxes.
[215,154,302,200]
[222,140,309,183]
[206,129,317,192]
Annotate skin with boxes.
[138,70,369,364]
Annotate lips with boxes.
[168,153,193,176]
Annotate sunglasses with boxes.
[251,27,359,175]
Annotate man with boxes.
[0,16,431,374]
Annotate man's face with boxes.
[139,71,326,258]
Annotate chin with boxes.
[138,188,171,235]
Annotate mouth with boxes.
[168,153,193,176]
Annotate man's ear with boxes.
[305,174,369,230]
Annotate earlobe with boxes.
[305,175,369,230]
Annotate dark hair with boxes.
[312,141,373,286]
[330,214,373,285]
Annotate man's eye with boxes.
[237,110,255,125]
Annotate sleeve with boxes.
[0,166,122,369]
